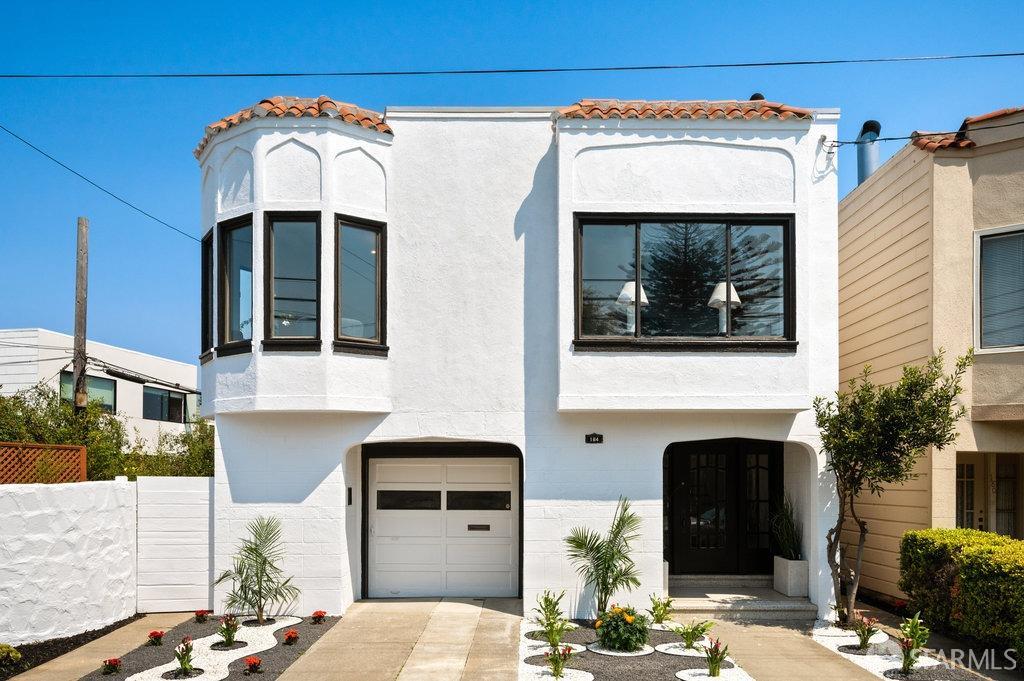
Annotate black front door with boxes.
[665,439,782,574]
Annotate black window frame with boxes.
[573,213,797,352]
[334,213,387,356]
[142,385,187,423]
[262,211,322,352]
[200,231,214,363]
[216,214,255,356]
[979,228,1024,350]
[59,370,117,413]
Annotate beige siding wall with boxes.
[838,144,935,597]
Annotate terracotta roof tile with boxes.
[963,106,1024,126]
[195,96,390,159]
[911,131,975,152]
[556,99,814,122]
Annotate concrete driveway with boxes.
[279,598,521,681]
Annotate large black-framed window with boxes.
[574,214,795,351]
[335,214,386,355]
[263,212,321,350]
[200,231,213,359]
[59,371,116,413]
[979,229,1024,349]
[217,215,254,354]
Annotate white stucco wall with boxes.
[0,480,137,646]
[199,105,840,619]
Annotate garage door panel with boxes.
[445,570,513,595]
[373,570,442,597]
[445,542,512,566]
[445,513,512,538]
[375,463,444,484]
[375,514,442,537]
[445,463,512,484]
[376,542,443,565]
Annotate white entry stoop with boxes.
[668,575,817,622]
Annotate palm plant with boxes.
[565,496,642,613]
[214,516,300,624]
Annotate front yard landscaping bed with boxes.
[78,615,339,681]
[0,614,143,681]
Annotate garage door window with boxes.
[376,490,441,510]
[446,491,512,510]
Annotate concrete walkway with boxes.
[14,612,191,680]
[279,598,521,681]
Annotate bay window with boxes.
[217,215,253,353]
[200,231,213,358]
[575,215,794,349]
[979,228,1024,349]
[335,215,386,353]
[263,212,321,348]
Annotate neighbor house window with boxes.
[335,216,385,349]
[143,386,186,423]
[59,371,116,413]
[980,229,1024,349]
[218,216,253,348]
[575,215,793,347]
[201,231,213,354]
[264,213,320,344]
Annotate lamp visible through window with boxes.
[617,281,649,333]
[707,282,742,334]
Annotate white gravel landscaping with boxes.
[585,642,655,656]
[675,666,755,681]
[125,617,302,681]
[518,620,595,681]
[811,620,943,680]
[655,639,712,657]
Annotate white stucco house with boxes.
[197,95,839,619]
[0,327,198,445]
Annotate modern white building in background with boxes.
[197,95,839,618]
[0,328,199,445]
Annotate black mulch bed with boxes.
[161,669,205,679]
[839,642,898,656]
[0,614,143,681]
[77,616,340,681]
[882,666,984,680]
[524,622,732,680]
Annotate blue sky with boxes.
[1,0,1021,364]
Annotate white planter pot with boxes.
[773,555,808,597]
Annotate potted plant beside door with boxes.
[771,494,808,597]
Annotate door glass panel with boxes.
[997,462,1017,536]
[688,452,728,550]
[446,491,511,511]
[376,490,441,510]
[956,463,975,529]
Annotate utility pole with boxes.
[73,216,89,412]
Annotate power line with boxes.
[827,118,1024,147]
[0,122,200,243]
[1,50,1022,79]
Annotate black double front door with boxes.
[664,439,782,574]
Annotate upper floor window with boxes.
[335,215,386,352]
[59,371,116,413]
[980,228,1024,349]
[218,216,253,348]
[575,215,794,349]
[143,386,186,423]
[201,232,213,355]
[264,213,320,346]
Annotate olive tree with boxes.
[814,350,973,624]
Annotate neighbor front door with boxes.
[666,439,781,574]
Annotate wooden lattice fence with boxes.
[0,442,87,484]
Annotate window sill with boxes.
[572,338,798,353]
[199,349,215,365]
[215,340,252,357]
[333,340,389,357]
[261,339,323,352]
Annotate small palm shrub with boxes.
[852,611,879,650]
[544,646,574,679]
[214,516,300,624]
[647,593,673,624]
[674,619,714,649]
[565,497,642,613]
[595,605,649,652]
[899,612,930,675]
[703,637,729,677]
[532,590,572,648]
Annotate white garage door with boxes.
[368,457,519,598]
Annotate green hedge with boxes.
[899,528,1024,649]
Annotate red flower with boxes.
[244,656,262,672]
[311,610,327,623]
[194,609,212,622]
[102,657,121,672]
[284,629,299,645]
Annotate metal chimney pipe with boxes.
[857,120,881,185]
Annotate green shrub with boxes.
[0,643,22,669]
[595,605,649,652]
[531,590,571,649]
[899,528,1024,648]
[646,593,673,624]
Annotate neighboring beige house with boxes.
[838,106,1024,599]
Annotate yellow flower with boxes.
[612,607,622,614]
[625,614,635,624]
[595,620,602,628]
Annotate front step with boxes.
[669,574,773,589]
[668,584,818,623]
